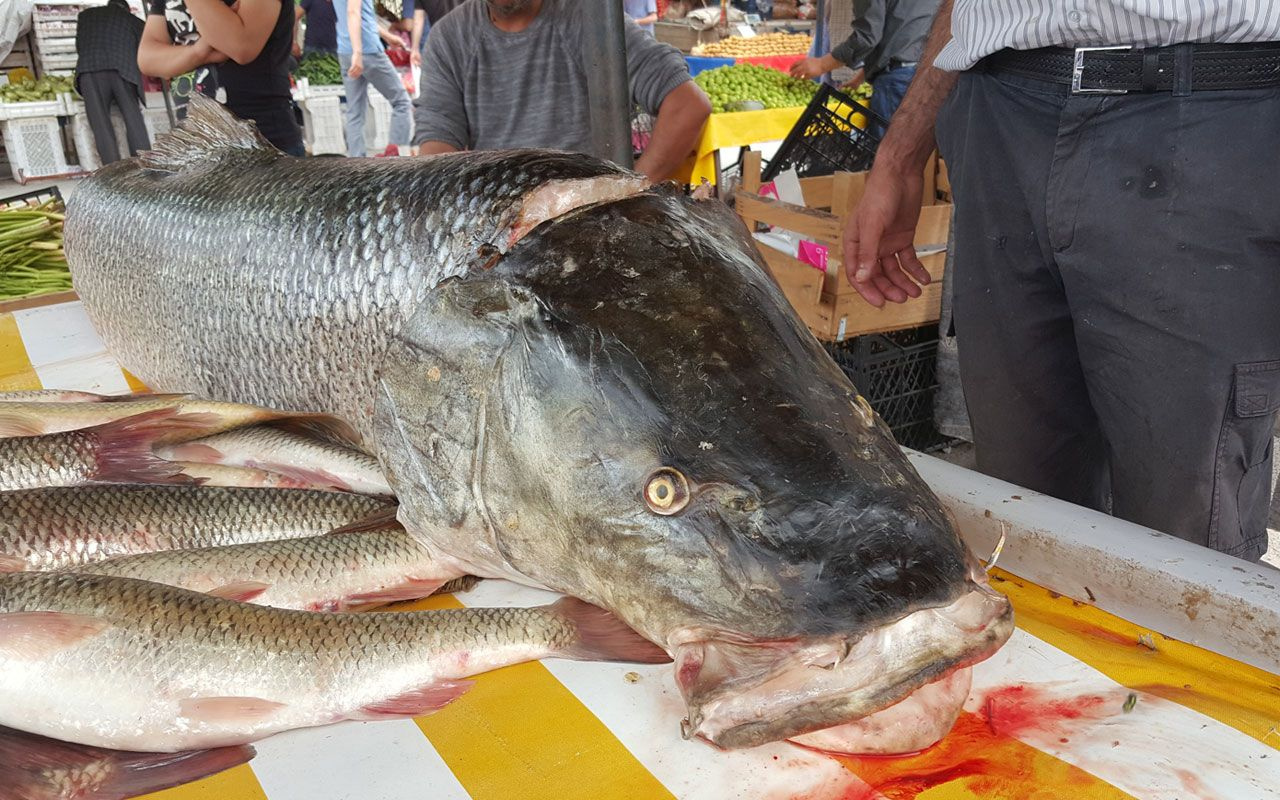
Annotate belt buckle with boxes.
[1071,46,1131,94]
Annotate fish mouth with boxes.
[673,581,1013,752]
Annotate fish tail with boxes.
[551,597,672,665]
[89,410,220,485]
[0,725,254,800]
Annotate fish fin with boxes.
[0,726,254,800]
[351,680,473,720]
[0,554,25,572]
[343,578,448,609]
[157,441,224,462]
[99,392,192,403]
[89,410,221,485]
[243,460,350,491]
[265,415,366,451]
[435,575,483,595]
[0,411,44,437]
[206,581,271,603]
[551,597,672,664]
[328,507,402,534]
[0,611,109,659]
[178,696,286,724]
[139,93,278,174]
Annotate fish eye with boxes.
[644,468,690,515]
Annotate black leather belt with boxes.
[981,43,1280,95]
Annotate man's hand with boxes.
[843,162,931,307]
[789,53,840,80]
[411,49,422,67]
[292,40,302,57]
[348,53,363,78]
[840,67,866,90]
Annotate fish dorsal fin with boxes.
[139,94,278,173]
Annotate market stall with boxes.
[3,294,1276,800]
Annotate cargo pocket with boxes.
[1209,360,1280,557]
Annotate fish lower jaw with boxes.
[678,588,1015,751]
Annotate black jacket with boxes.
[75,0,145,97]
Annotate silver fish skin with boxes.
[66,98,1013,753]
[0,485,392,572]
[0,389,113,403]
[158,424,392,495]
[0,571,668,751]
[74,529,465,611]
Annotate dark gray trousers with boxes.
[79,70,150,165]
[936,68,1280,562]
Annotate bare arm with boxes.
[185,0,278,64]
[410,9,425,65]
[137,16,225,78]
[347,0,365,76]
[635,12,658,25]
[792,0,881,78]
[293,5,304,57]
[633,80,711,184]
[417,141,460,156]
[841,0,957,305]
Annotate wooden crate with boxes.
[736,151,951,342]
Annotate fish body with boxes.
[66,97,1013,753]
[0,485,392,571]
[0,572,666,751]
[0,389,114,403]
[159,425,391,494]
[75,529,462,611]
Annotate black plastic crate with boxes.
[762,84,887,182]
[0,185,63,210]
[825,326,950,451]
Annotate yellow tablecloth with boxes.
[675,106,804,186]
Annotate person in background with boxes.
[296,0,339,56]
[335,0,413,157]
[415,0,710,184]
[789,0,939,132]
[395,0,425,65]
[844,0,1280,563]
[138,0,304,155]
[75,0,150,164]
[623,0,658,36]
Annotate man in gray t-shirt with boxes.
[414,0,711,183]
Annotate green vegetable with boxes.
[293,53,343,86]
[0,75,76,104]
[0,199,72,302]
[694,64,819,114]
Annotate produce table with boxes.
[675,106,804,185]
[4,297,1278,800]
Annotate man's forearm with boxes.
[874,0,956,170]
[634,82,711,183]
[138,37,212,77]
[417,140,460,155]
[411,10,425,51]
[349,5,363,54]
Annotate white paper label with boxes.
[736,24,757,37]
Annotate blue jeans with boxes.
[339,50,412,156]
[869,65,915,139]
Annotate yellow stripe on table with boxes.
[138,763,268,800]
[404,594,675,800]
[991,569,1280,748]
[0,312,41,391]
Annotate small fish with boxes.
[0,724,253,800]
[0,485,393,572]
[159,424,391,495]
[0,571,669,752]
[76,529,463,611]
[171,461,345,492]
[0,397,357,445]
[0,409,211,492]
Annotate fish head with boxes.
[375,187,1013,752]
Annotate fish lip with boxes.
[678,586,1015,750]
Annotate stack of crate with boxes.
[32,2,84,78]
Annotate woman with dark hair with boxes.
[138,0,304,155]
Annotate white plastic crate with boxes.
[38,53,78,71]
[308,83,345,99]
[68,99,160,171]
[34,35,77,54]
[301,96,344,155]
[0,98,67,120]
[2,115,73,183]
[364,92,391,154]
[33,19,77,36]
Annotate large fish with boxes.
[65,96,1013,753]
[0,485,392,571]
[0,572,667,751]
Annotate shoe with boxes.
[375,144,402,158]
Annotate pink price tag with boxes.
[797,240,829,272]
[758,182,780,200]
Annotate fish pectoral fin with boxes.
[0,554,25,573]
[551,597,672,665]
[350,680,473,721]
[0,412,44,438]
[327,507,402,534]
[0,611,110,658]
[206,581,271,603]
[178,696,287,724]
[342,578,450,610]
[244,460,350,492]
[157,441,224,463]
